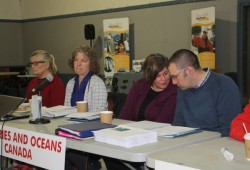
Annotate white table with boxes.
[0,72,19,76]
[146,137,250,170]
[17,74,36,78]
[2,118,220,163]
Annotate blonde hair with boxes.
[31,50,58,74]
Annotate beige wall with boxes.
[0,22,23,65]
[20,0,175,19]
[0,0,240,75]
[21,0,238,74]
[0,0,21,19]
[0,0,175,19]
[215,0,238,72]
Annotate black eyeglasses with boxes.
[28,61,46,67]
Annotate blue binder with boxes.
[56,121,116,138]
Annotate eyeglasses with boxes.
[170,68,185,80]
[28,61,46,67]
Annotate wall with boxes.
[0,0,21,20]
[20,0,177,20]
[0,0,189,68]
[0,0,239,74]
[0,0,22,66]
[246,7,250,96]
[0,22,23,66]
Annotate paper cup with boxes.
[76,101,88,112]
[244,133,250,161]
[100,111,113,124]
[29,99,32,111]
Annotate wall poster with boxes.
[103,17,130,77]
[191,6,215,69]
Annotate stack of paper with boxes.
[93,126,158,148]
[42,105,77,118]
[121,121,201,138]
[121,120,170,130]
[16,103,30,112]
[65,112,100,122]
[152,126,202,138]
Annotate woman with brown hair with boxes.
[64,45,107,112]
[65,45,107,170]
[119,53,177,123]
[104,53,177,170]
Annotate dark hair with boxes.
[142,53,168,85]
[69,45,100,74]
[117,40,125,53]
[169,49,200,70]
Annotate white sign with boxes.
[191,6,215,69]
[103,17,130,77]
[155,160,200,170]
[0,126,66,170]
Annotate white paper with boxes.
[65,112,100,121]
[220,147,234,161]
[122,120,170,130]
[42,105,77,118]
[155,160,200,170]
[65,112,99,118]
[121,121,199,137]
[93,126,157,148]
[153,126,199,137]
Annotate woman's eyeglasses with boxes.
[28,61,46,67]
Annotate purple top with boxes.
[119,78,177,123]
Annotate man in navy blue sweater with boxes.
[168,49,242,137]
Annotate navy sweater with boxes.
[173,71,242,137]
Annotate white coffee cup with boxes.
[30,95,41,120]
[76,101,88,112]
[100,111,113,124]
[244,133,250,160]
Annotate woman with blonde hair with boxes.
[25,50,65,107]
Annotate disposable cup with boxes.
[244,133,250,160]
[29,99,32,111]
[100,111,113,124]
[76,101,88,112]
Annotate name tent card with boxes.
[0,126,66,170]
